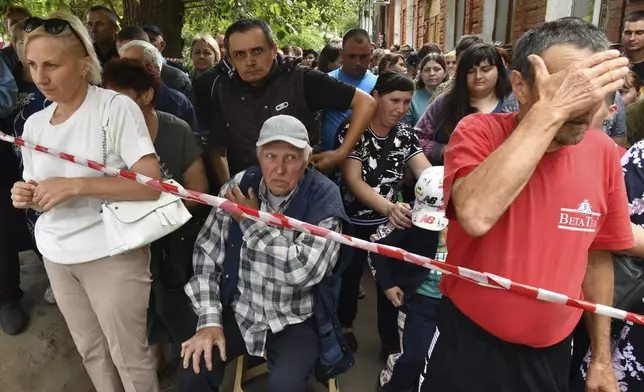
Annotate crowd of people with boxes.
[3,3,644,392]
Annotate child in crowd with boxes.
[370,167,448,392]
[620,70,642,107]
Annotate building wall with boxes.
[512,0,547,43]
[402,0,408,44]
[466,0,485,34]
[440,0,448,47]
[387,0,396,48]
[390,0,643,52]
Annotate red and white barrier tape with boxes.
[2,131,643,325]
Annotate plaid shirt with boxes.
[185,170,342,357]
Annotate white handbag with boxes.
[99,94,192,256]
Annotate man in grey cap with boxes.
[180,115,352,391]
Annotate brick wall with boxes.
[511,0,547,43]
[467,0,484,34]
[414,0,644,52]
[439,0,447,47]
[402,0,408,44]
[387,0,396,48]
[416,0,426,48]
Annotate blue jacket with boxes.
[222,166,355,381]
[154,84,200,136]
[0,60,17,118]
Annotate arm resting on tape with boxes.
[582,250,614,363]
[342,158,395,217]
[185,207,227,330]
[72,154,161,201]
[450,104,565,237]
[239,216,342,288]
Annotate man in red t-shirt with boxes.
[418,18,634,392]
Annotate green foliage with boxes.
[1,0,360,62]
[181,0,360,64]
[1,0,123,34]
[282,27,325,51]
[183,0,360,45]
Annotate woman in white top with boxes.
[10,12,161,392]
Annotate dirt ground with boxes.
[0,252,383,392]
[0,251,94,392]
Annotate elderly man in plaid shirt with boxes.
[179,115,351,392]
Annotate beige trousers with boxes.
[44,248,159,392]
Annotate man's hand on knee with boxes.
[181,326,227,374]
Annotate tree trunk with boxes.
[122,0,186,58]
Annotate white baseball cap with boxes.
[256,115,309,149]
[412,166,448,231]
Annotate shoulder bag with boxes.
[99,94,192,256]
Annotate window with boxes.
[573,0,607,28]
[493,0,512,43]
[445,0,457,49]
[482,0,518,44]
[455,0,466,44]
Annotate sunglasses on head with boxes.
[24,17,88,55]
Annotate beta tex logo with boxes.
[558,199,600,233]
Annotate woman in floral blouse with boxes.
[336,71,431,359]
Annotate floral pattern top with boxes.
[336,121,423,226]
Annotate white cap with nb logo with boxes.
[412,166,449,231]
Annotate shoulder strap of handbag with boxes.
[365,126,397,185]
[101,93,121,167]
[100,94,121,206]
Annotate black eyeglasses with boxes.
[24,17,88,55]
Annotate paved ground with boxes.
[0,251,384,392]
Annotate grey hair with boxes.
[118,40,163,72]
[513,17,609,86]
[257,144,313,161]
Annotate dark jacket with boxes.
[222,166,355,381]
[193,60,234,134]
[0,46,19,71]
[154,84,200,135]
[369,225,439,296]
[161,63,195,105]
[218,57,321,176]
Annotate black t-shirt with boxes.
[633,61,644,82]
[154,111,202,184]
[205,64,356,150]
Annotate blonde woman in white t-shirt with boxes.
[10,12,161,392]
